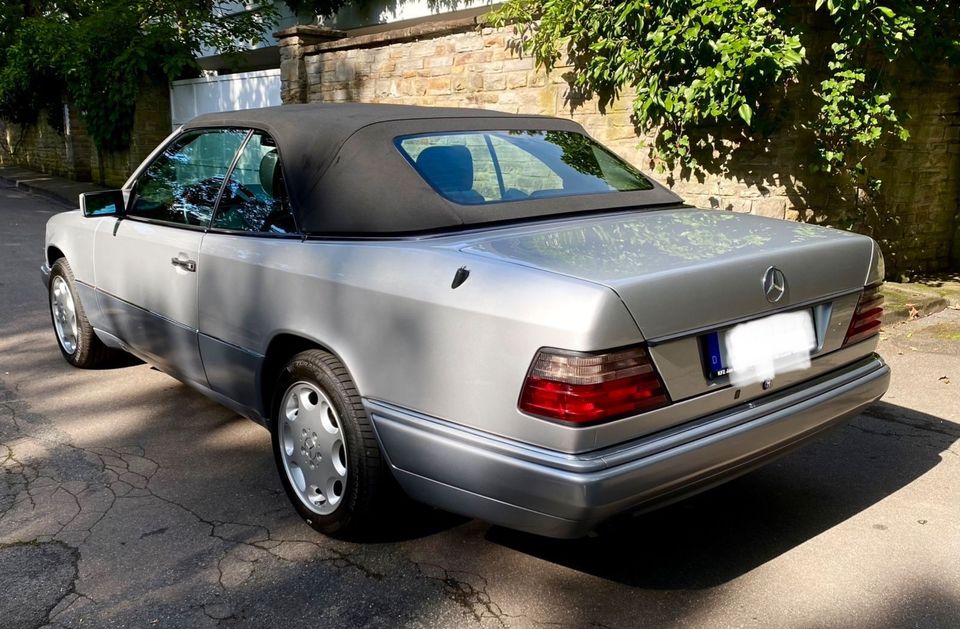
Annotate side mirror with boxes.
[80,190,124,217]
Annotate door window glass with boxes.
[212,133,297,234]
[128,129,247,226]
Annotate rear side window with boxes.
[212,132,297,234]
[128,129,247,226]
[396,130,653,205]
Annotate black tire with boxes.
[271,349,387,536]
[48,258,112,368]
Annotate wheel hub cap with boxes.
[50,275,78,355]
[278,382,348,515]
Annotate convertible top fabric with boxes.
[184,103,682,234]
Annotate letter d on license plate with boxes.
[724,310,816,387]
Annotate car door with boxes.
[196,131,300,415]
[94,128,249,385]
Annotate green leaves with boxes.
[0,1,293,152]
[802,2,942,184]
[0,15,71,130]
[492,0,806,169]
[492,0,955,181]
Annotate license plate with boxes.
[702,310,816,386]
[702,330,732,379]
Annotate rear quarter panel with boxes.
[197,234,642,452]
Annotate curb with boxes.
[0,168,108,208]
[18,180,74,207]
[0,174,74,207]
[881,287,950,325]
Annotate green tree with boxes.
[0,1,345,152]
[491,0,960,185]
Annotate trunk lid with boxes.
[460,208,874,340]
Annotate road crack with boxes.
[414,560,516,627]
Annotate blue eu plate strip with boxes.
[703,331,731,379]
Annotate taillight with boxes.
[518,346,670,425]
[843,284,884,346]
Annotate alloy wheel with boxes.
[278,381,349,515]
[51,275,79,355]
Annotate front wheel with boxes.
[271,350,387,536]
[48,259,111,368]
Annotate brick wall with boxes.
[0,79,171,189]
[279,20,960,277]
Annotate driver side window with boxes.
[128,129,247,227]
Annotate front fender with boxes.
[44,210,100,284]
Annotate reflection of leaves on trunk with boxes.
[479,212,837,277]
[790,224,832,243]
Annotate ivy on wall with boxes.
[491,0,960,189]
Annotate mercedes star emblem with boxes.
[763,267,786,303]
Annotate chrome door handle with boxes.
[170,257,197,272]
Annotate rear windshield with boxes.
[396,130,653,205]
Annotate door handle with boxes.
[170,257,197,272]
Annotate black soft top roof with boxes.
[183,103,682,235]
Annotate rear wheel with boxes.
[271,350,386,536]
[48,259,111,368]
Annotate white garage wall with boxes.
[170,69,281,130]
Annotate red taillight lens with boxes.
[844,285,884,346]
[518,346,670,425]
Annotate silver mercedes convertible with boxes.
[42,104,890,538]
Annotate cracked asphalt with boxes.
[1,182,959,628]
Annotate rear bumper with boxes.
[367,355,890,538]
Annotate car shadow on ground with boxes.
[485,401,958,589]
[3,334,957,626]
[346,501,472,544]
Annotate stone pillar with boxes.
[275,25,346,104]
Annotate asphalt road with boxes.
[1,182,958,628]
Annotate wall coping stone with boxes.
[274,25,347,45]
[299,13,487,56]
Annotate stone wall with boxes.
[0,79,171,189]
[0,105,92,181]
[90,81,173,187]
[278,18,960,277]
